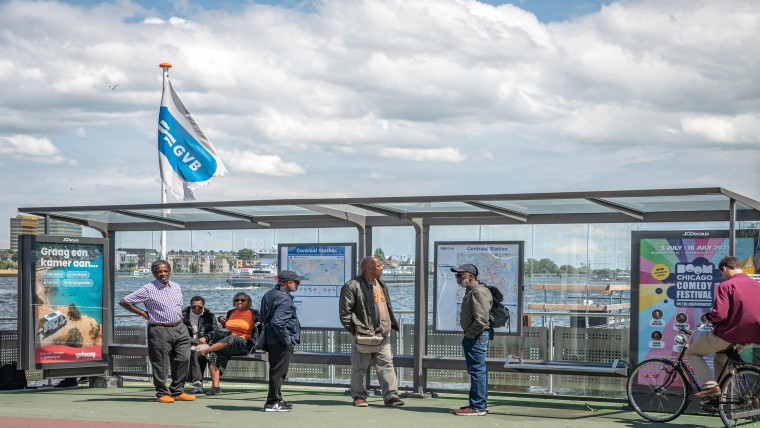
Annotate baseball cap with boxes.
[450,263,478,277]
[278,270,305,282]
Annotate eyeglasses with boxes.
[455,272,468,278]
[234,298,248,303]
[191,305,204,310]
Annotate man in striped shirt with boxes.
[119,260,195,403]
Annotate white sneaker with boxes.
[192,387,204,394]
[190,381,202,388]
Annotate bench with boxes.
[110,345,627,378]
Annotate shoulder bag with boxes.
[254,291,283,351]
[355,332,385,353]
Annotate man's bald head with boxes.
[360,256,383,281]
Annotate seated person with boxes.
[199,292,258,395]
[687,256,760,398]
[182,296,217,393]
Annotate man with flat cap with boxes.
[451,263,492,416]
[259,270,303,412]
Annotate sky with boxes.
[1,0,759,253]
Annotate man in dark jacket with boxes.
[338,256,404,408]
[182,296,217,394]
[259,270,303,412]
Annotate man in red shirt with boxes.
[687,256,760,398]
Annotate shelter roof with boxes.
[17,187,760,234]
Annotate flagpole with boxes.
[159,62,172,261]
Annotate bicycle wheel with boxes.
[719,367,760,428]
[627,358,689,422]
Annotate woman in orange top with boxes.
[200,292,258,395]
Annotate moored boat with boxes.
[226,266,277,287]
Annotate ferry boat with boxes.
[226,265,277,287]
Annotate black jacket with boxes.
[182,306,218,345]
[259,285,300,346]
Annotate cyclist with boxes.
[687,255,760,399]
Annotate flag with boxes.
[158,79,227,201]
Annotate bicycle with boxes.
[627,321,760,427]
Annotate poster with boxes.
[631,230,755,366]
[433,241,523,335]
[24,236,109,367]
[278,243,356,329]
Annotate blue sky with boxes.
[0,0,758,252]
[53,0,613,23]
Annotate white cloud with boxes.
[0,135,66,164]
[379,147,466,162]
[1,0,760,248]
[220,149,306,176]
[681,116,737,143]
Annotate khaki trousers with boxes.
[350,336,398,401]
[686,330,731,389]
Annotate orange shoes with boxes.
[175,393,196,401]
[157,393,196,403]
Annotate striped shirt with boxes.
[122,279,184,324]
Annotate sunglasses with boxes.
[191,305,204,310]
[234,298,248,302]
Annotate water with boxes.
[0,275,630,329]
[0,276,418,329]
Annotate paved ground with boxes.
[0,381,724,428]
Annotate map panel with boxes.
[279,244,356,329]
[286,255,346,286]
[435,242,523,335]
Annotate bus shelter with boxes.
[15,187,760,397]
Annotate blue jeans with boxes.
[462,332,489,410]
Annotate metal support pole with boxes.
[411,219,429,396]
[729,198,736,256]
[355,225,372,260]
[548,318,554,394]
[107,231,116,368]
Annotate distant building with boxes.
[9,215,83,250]
[167,250,230,274]
[115,250,139,271]
[117,248,161,271]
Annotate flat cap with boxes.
[450,263,478,277]
[278,270,305,281]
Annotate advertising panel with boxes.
[631,230,755,367]
[18,235,109,370]
[277,243,356,329]
[433,241,523,335]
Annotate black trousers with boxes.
[188,349,209,383]
[147,323,191,397]
[267,342,294,404]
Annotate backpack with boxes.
[483,283,510,331]
[0,362,26,391]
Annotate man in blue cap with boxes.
[451,263,491,416]
[259,269,303,412]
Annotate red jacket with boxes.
[709,273,760,344]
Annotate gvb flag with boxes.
[158,79,227,201]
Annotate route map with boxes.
[435,242,523,335]
[286,255,346,286]
[278,244,356,329]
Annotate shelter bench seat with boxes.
[110,346,628,378]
